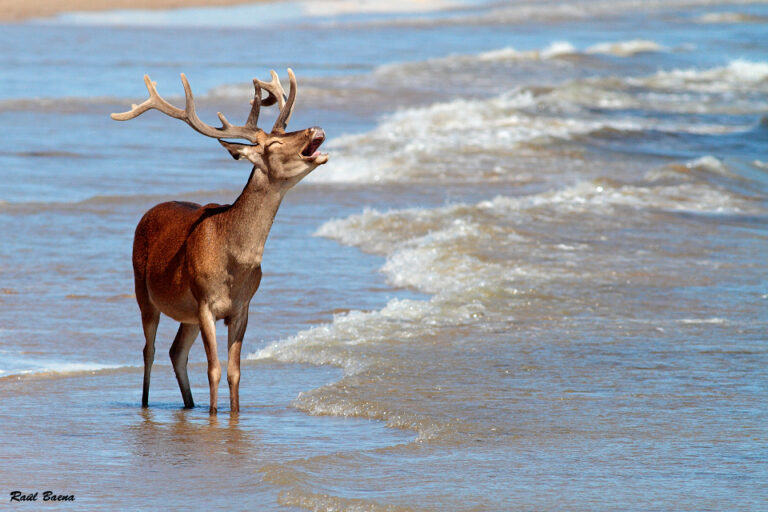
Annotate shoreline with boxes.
[0,0,273,22]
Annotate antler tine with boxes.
[110,73,264,143]
[254,69,297,134]
[179,73,253,141]
[272,68,297,134]
[245,79,262,131]
[110,74,186,122]
[256,70,286,109]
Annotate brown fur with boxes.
[113,71,327,414]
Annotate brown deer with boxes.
[111,69,328,414]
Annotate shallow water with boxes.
[1,0,767,510]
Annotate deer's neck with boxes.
[223,168,284,266]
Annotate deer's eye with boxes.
[267,140,283,148]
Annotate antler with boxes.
[112,70,298,139]
[111,74,264,143]
[255,68,297,133]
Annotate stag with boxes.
[111,70,328,414]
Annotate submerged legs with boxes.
[227,311,248,414]
[169,323,200,408]
[140,304,249,414]
[140,308,160,408]
[198,306,221,415]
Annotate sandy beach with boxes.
[0,0,269,22]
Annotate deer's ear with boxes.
[219,140,260,161]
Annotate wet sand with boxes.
[0,360,411,509]
[0,0,272,22]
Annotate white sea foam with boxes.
[678,317,729,325]
[685,155,741,178]
[292,382,446,440]
[636,59,768,93]
[249,295,483,378]
[254,172,751,386]
[585,40,667,57]
[311,90,571,183]
[497,180,749,214]
[309,54,767,185]
[210,55,763,188]
[477,41,575,61]
[329,0,768,29]
[254,152,756,440]
[0,360,123,379]
[485,0,768,23]
[367,38,667,94]
[320,176,750,298]
[529,59,768,115]
[309,87,746,184]
[255,40,763,442]
[477,39,665,62]
[694,11,768,23]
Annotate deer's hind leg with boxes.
[139,303,160,408]
[170,323,200,409]
[135,272,161,408]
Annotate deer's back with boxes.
[133,201,203,273]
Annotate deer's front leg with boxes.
[227,310,248,414]
[198,305,221,415]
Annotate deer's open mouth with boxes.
[301,129,326,160]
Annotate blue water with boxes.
[1,1,767,510]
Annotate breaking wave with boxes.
[694,11,768,23]
[249,150,760,438]
[634,59,768,93]
[308,57,764,184]
[477,39,668,61]
[0,358,125,380]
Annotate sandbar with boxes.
[0,0,273,22]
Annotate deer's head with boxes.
[111,69,328,189]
